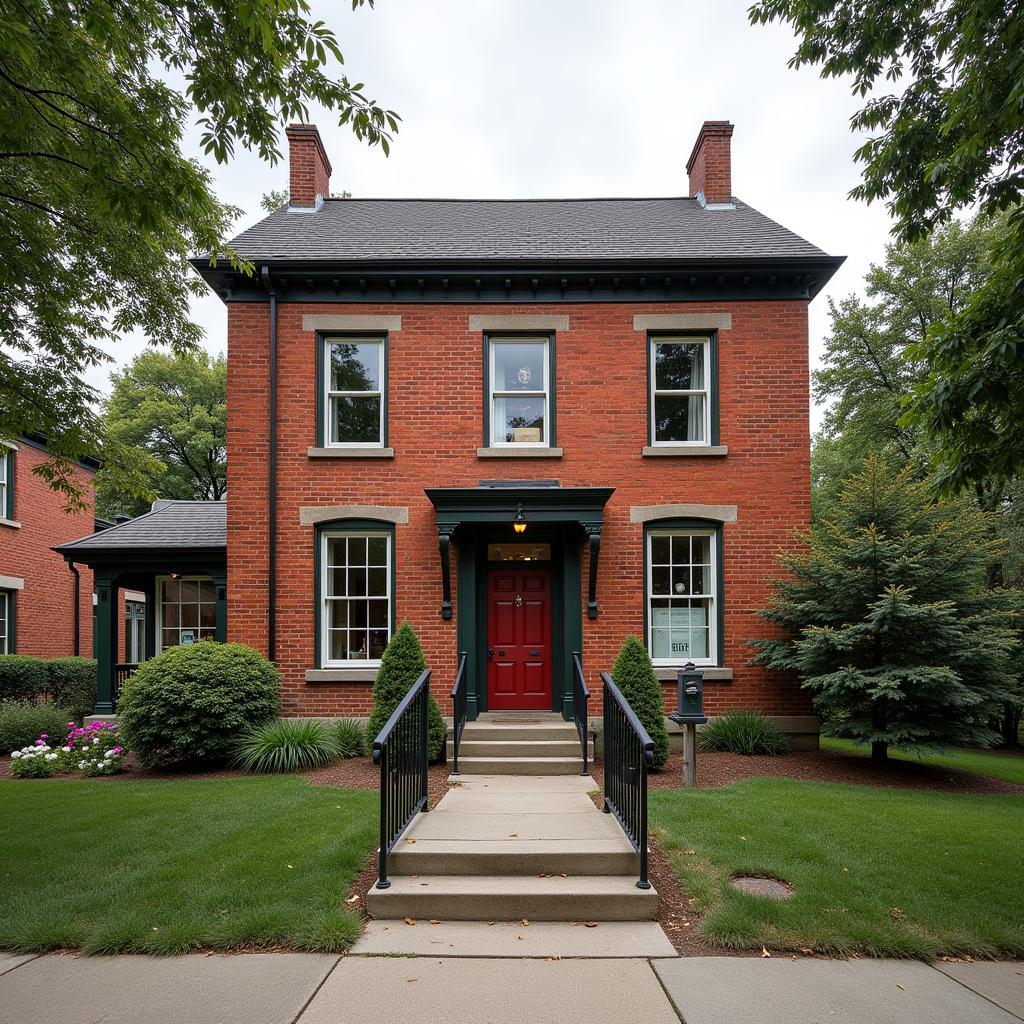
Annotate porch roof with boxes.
[425,485,614,531]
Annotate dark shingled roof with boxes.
[55,501,226,553]
[225,196,832,264]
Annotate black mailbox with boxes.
[670,662,707,724]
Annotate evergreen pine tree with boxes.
[367,621,447,762]
[609,635,670,769]
[754,458,1015,763]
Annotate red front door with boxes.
[487,568,552,711]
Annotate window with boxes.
[125,599,145,664]
[0,446,11,519]
[650,336,712,445]
[487,336,553,447]
[0,590,11,654]
[157,577,216,652]
[647,529,718,665]
[321,529,392,666]
[323,336,385,446]
[487,543,552,562]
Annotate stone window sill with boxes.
[0,517,21,529]
[307,447,394,459]
[642,445,728,458]
[305,668,377,683]
[477,447,564,459]
[655,666,733,683]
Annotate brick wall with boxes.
[0,441,95,657]
[227,299,812,720]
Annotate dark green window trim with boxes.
[642,518,725,666]
[0,588,14,654]
[2,446,13,520]
[315,332,389,449]
[313,519,396,669]
[482,331,557,449]
[646,331,719,447]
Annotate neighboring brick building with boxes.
[0,436,98,658]
[186,118,843,745]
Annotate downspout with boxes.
[260,265,278,663]
[66,559,81,656]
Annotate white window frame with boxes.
[155,576,217,654]
[323,336,385,448]
[0,449,7,516]
[125,599,146,664]
[320,529,392,668]
[0,590,10,654]
[488,336,550,448]
[646,528,717,667]
[649,335,711,446]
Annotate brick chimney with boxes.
[285,123,332,209]
[686,121,734,207]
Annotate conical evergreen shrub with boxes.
[609,635,670,769]
[366,621,446,761]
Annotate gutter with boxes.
[65,559,81,656]
[260,265,278,662]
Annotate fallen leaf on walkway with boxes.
[800,949,813,956]
[516,935,523,941]
[345,894,361,905]
[487,921,496,926]
[584,921,598,928]
[405,839,416,844]
[896,984,906,991]
[509,833,518,837]
[537,873,552,878]
[560,872,567,877]
[520,919,530,926]
[404,918,416,926]
[406,977,416,983]
[429,919,441,925]
[549,955,561,961]
[761,947,771,958]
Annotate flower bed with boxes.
[9,721,126,779]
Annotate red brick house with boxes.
[188,119,841,744]
[0,436,99,658]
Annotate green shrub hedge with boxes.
[117,642,279,769]
[0,700,75,753]
[609,636,670,770]
[0,655,97,720]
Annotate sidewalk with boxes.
[1,950,1022,1024]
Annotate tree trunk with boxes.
[870,740,888,764]
[1001,702,1022,748]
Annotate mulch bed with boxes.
[589,747,1024,797]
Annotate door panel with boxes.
[487,568,552,710]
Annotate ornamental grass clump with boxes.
[699,711,789,756]
[233,719,340,774]
[334,718,366,758]
[609,636,670,770]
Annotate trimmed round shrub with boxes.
[117,642,279,768]
[609,636,670,770]
[699,711,789,756]
[335,718,366,758]
[0,656,49,703]
[232,719,340,773]
[366,622,446,762]
[0,700,74,753]
[46,658,97,721]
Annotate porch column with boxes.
[142,578,157,661]
[212,571,228,643]
[93,573,118,716]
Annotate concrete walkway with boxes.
[2,951,1022,1023]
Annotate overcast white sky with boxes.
[98,0,897,431]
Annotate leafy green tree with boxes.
[1,0,397,505]
[754,459,1015,763]
[366,622,446,762]
[609,636,669,770]
[750,0,1024,491]
[95,349,226,518]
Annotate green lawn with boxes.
[0,777,377,955]
[651,778,1024,959]
[821,737,1024,787]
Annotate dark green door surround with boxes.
[425,486,613,721]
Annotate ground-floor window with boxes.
[320,528,392,666]
[157,577,216,652]
[125,599,145,663]
[0,590,12,653]
[646,527,718,665]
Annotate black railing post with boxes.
[420,675,430,812]
[377,739,391,889]
[571,652,590,776]
[450,652,468,776]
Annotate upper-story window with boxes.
[650,335,713,445]
[486,335,554,447]
[323,336,386,447]
[0,446,12,520]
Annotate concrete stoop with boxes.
[448,717,593,776]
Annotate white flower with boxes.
[78,760,88,768]
[92,737,100,745]
[105,749,117,757]
[11,751,21,759]
[45,753,58,761]
[62,746,72,753]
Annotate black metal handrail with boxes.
[600,671,654,890]
[112,663,138,708]
[571,651,589,776]
[372,668,431,889]
[449,651,468,775]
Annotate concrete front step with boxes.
[460,722,580,743]
[453,756,584,776]
[388,838,639,876]
[366,874,658,922]
[450,739,590,758]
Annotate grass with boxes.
[821,737,1024,788]
[0,776,377,955]
[651,778,1024,959]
